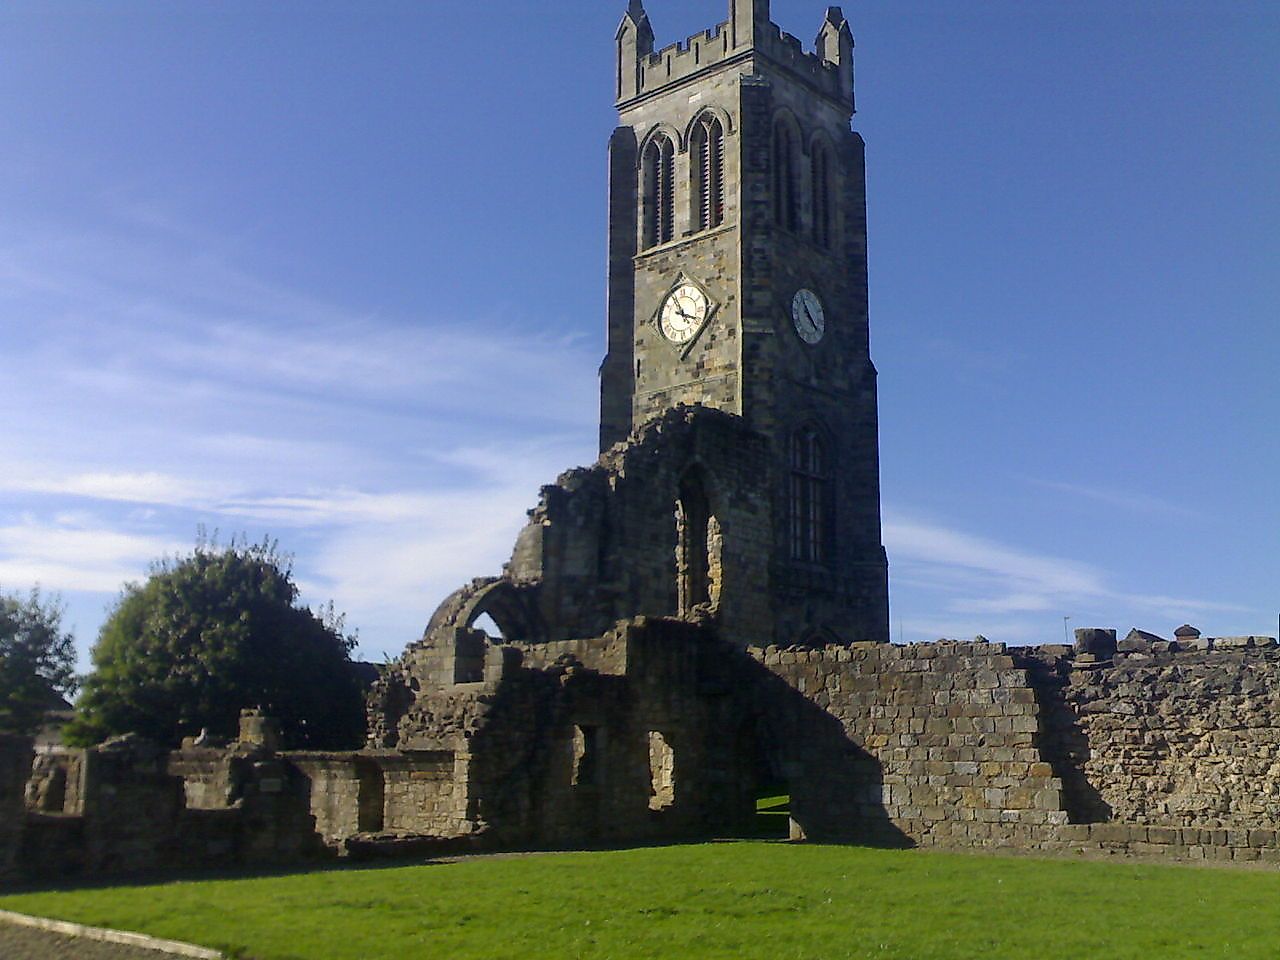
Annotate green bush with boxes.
[67,539,364,749]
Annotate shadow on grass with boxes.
[2,833,925,897]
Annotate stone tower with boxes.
[599,0,889,643]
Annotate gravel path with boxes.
[0,921,217,959]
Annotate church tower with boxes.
[599,0,889,644]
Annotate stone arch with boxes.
[808,130,838,249]
[688,110,728,232]
[797,625,844,648]
[640,126,680,248]
[423,578,546,645]
[771,109,804,232]
[681,104,734,143]
[636,121,686,159]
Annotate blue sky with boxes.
[1,0,1276,667]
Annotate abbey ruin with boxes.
[4,0,1278,883]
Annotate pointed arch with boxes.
[809,133,837,250]
[797,626,844,648]
[771,111,803,233]
[641,131,677,248]
[690,111,726,232]
[675,464,721,613]
[638,124,682,250]
[636,121,685,159]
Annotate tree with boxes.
[0,589,78,736]
[66,539,366,750]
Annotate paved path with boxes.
[0,912,224,959]
[0,921,192,959]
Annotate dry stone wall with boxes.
[1024,638,1280,832]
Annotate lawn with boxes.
[3,842,1279,959]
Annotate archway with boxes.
[676,467,719,614]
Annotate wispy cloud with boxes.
[884,509,1253,643]
[0,516,184,595]
[0,210,599,658]
[1025,477,1203,520]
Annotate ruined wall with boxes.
[25,749,86,815]
[0,735,32,882]
[373,616,767,849]
[17,738,388,881]
[509,406,774,647]
[744,640,1068,846]
[1026,638,1280,832]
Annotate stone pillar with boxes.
[238,710,281,752]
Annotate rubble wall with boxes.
[1024,640,1280,832]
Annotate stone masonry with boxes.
[7,2,1276,881]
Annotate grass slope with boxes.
[3,843,1278,959]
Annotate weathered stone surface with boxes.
[1074,628,1118,659]
[0,735,33,881]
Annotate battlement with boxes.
[616,1,853,111]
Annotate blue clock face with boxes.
[791,289,826,344]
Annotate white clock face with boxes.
[791,288,826,345]
[659,283,709,345]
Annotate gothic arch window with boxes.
[790,427,829,564]
[772,118,800,232]
[676,467,720,613]
[810,138,835,250]
[642,132,676,248]
[691,113,725,232]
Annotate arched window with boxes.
[642,133,676,248]
[676,468,718,612]
[811,140,835,249]
[772,120,799,232]
[691,114,725,231]
[790,427,829,564]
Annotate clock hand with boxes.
[801,303,816,331]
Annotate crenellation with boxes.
[617,2,852,110]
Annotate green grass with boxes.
[3,843,1279,959]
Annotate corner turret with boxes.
[816,6,854,108]
[730,0,771,48]
[616,0,655,101]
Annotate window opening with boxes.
[811,141,834,249]
[790,427,829,563]
[648,731,676,811]
[355,760,385,833]
[772,121,799,232]
[676,470,713,611]
[692,115,725,231]
[572,725,602,787]
[643,134,676,247]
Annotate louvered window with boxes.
[692,115,725,231]
[790,427,829,564]
[642,134,676,248]
[772,121,799,232]
[811,141,834,249]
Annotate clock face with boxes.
[791,288,826,345]
[659,282,710,345]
